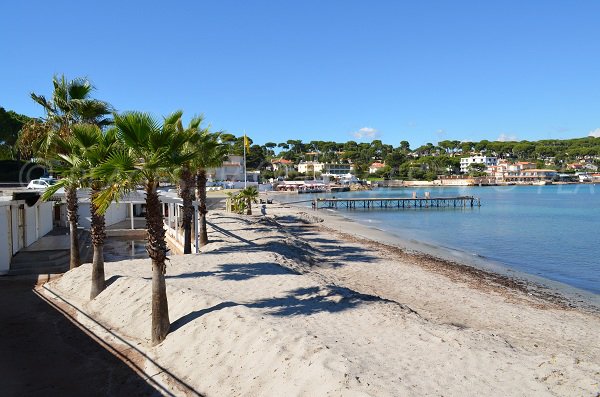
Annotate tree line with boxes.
[4,104,600,181]
[212,135,600,181]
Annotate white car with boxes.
[26,178,57,190]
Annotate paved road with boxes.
[0,277,160,397]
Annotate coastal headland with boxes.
[41,203,600,396]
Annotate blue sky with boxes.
[2,0,599,147]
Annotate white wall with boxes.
[222,181,259,189]
[38,201,53,237]
[77,203,92,229]
[105,202,128,226]
[23,201,54,247]
[0,200,56,274]
[25,205,37,247]
[77,201,129,229]
[11,204,18,255]
[0,206,10,275]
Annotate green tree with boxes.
[163,111,202,254]
[43,124,119,298]
[93,112,194,345]
[193,133,228,246]
[399,140,410,152]
[0,107,30,159]
[31,75,112,269]
[246,144,266,169]
[468,163,487,176]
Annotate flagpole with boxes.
[243,130,247,188]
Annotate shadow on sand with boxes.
[170,284,377,331]
[168,262,298,281]
[206,217,378,268]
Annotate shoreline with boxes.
[42,204,600,396]
[282,202,600,312]
[267,187,600,310]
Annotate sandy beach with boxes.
[42,202,600,396]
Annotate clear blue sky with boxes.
[2,0,599,147]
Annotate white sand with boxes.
[43,204,600,396]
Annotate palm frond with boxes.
[30,94,53,114]
[72,124,101,150]
[68,77,93,100]
[114,112,160,153]
[40,179,69,201]
[188,114,204,130]
[163,110,183,126]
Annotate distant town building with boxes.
[323,163,353,176]
[297,162,353,176]
[460,156,498,173]
[511,162,536,171]
[297,161,324,175]
[504,169,558,183]
[208,155,245,181]
[270,158,294,172]
[369,162,386,174]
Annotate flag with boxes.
[244,134,250,151]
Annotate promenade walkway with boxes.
[0,277,159,397]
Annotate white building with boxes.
[323,163,353,175]
[208,155,245,181]
[460,156,498,173]
[297,161,324,175]
[369,162,385,174]
[298,162,353,176]
[0,194,54,275]
[270,158,294,176]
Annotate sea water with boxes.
[277,185,600,295]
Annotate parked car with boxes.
[26,178,57,190]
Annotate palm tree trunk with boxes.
[90,187,106,299]
[179,167,194,254]
[246,198,252,215]
[146,182,170,345]
[196,169,209,246]
[66,186,81,269]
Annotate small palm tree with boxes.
[93,112,195,345]
[237,186,259,215]
[31,75,112,269]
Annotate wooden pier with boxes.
[313,196,481,210]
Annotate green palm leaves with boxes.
[230,186,259,215]
[32,75,113,270]
[92,112,196,214]
[90,111,200,344]
[31,75,112,156]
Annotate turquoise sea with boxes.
[278,185,600,295]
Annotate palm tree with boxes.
[93,112,195,345]
[164,111,203,254]
[39,133,87,270]
[193,133,227,246]
[42,125,119,298]
[237,186,259,215]
[31,75,112,269]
